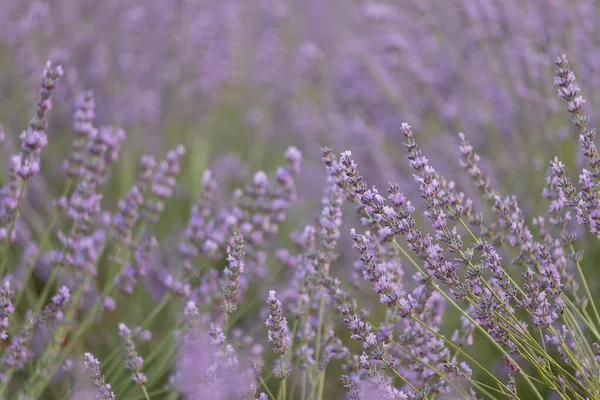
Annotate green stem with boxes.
[12,180,72,311]
[410,315,514,396]
[0,180,26,277]
[413,355,472,399]
[289,319,300,400]
[307,370,324,400]
[390,239,542,397]
[281,369,287,400]
[300,371,306,400]
[34,267,60,310]
[570,243,600,330]
[25,271,92,397]
[313,295,326,368]
[141,385,151,400]
[260,375,277,400]
[27,227,143,396]
[104,293,173,380]
[390,369,420,393]
[134,387,170,400]
[315,366,327,400]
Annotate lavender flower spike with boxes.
[266,290,292,355]
[17,61,64,180]
[265,290,291,380]
[554,54,600,180]
[64,91,96,179]
[84,353,116,400]
[222,232,246,315]
[119,322,148,386]
[0,281,14,340]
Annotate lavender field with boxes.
[2,1,600,399]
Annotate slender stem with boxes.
[289,319,300,400]
[141,385,151,400]
[112,324,177,393]
[24,271,92,397]
[13,180,72,311]
[580,307,600,339]
[503,325,591,397]
[313,295,326,370]
[281,365,287,400]
[410,315,514,395]
[390,369,420,393]
[567,313,599,374]
[315,365,327,400]
[301,371,306,400]
[414,355,471,399]
[549,324,600,398]
[34,267,59,310]
[0,180,26,277]
[389,239,541,397]
[134,387,170,400]
[224,314,230,337]
[119,340,179,398]
[570,243,600,330]
[307,370,325,400]
[104,294,172,379]
[260,375,277,400]
[27,221,148,396]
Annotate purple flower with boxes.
[0,282,14,340]
[222,233,246,315]
[143,145,185,223]
[64,91,96,179]
[119,323,147,386]
[17,61,64,180]
[84,353,116,400]
[265,290,292,357]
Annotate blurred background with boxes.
[1,0,596,200]
[1,0,599,398]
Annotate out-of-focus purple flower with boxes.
[64,91,96,180]
[118,322,147,386]
[1,286,70,372]
[103,296,116,312]
[85,126,126,187]
[112,185,144,246]
[133,326,152,342]
[142,145,185,223]
[119,236,157,294]
[55,177,104,288]
[173,302,257,399]
[0,282,15,340]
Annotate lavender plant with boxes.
[4,1,600,399]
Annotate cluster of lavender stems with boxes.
[4,6,600,398]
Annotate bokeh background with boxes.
[1,0,600,398]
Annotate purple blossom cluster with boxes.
[265,290,292,379]
[4,3,600,400]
